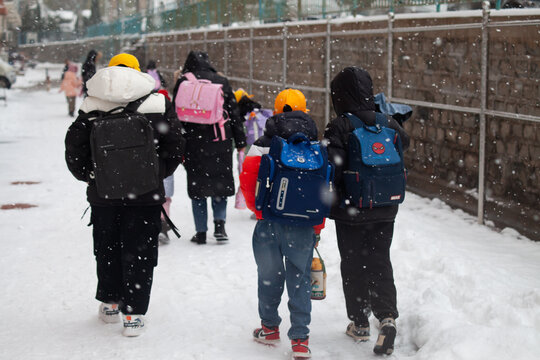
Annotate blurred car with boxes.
[502,0,540,8]
[0,58,17,89]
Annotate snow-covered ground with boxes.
[0,71,539,360]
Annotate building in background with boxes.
[1,1,22,55]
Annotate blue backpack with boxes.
[343,112,406,209]
[255,133,334,226]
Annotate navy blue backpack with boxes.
[255,133,334,226]
[343,112,406,209]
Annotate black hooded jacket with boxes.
[324,67,410,224]
[81,50,98,96]
[172,51,247,199]
[237,96,262,118]
[253,110,318,147]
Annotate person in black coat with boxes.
[65,53,185,336]
[323,66,410,355]
[173,51,247,244]
[81,49,102,96]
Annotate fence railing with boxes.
[85,0,488,38]
[146,2,539,228]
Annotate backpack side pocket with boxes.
[255,155,274,211]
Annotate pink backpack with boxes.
[147,69,161,91]
[175,72,226,141]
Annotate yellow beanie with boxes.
[108,53,141,72]
[274,88,309,114]
[234,88,253,103]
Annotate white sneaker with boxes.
[98,303,120,323]
[346,322,370,342]
[158,231,170,245]
[122,314,145,337]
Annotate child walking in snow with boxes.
[233,88,272,211]
[65,53,185,337]
[59,63,81,117]
[240,89,325,359]
[324,67,410,355]
[172,51,246,244]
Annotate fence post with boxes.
[325,20,331,125]
[282,23,287,88]
[387,11,394,99]
[224,29,228,75]
[249,27,254,94]
[478,1,490,224]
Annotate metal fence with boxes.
[146,2,538,227]
[18,2,540,236]
[86,0,488,38]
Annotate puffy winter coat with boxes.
[172,51,247,199]
[324,67,410,224]
[65,66,186,206]
[60,71,81,97]
[239,110,325,233]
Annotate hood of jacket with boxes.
[331,67,376,117]
[182,51,216,74]
[253,111,318,147]
[86,66,155,103]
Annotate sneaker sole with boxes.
[254,338,280,346]
[346,331,370,342]
[292,352,311,359]
[122,328,144,337]
[373,326,396,355]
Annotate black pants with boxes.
[91,205,161,315]
[335,221,398,326]
[66,96,76,115]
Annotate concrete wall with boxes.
[20,10,540,240]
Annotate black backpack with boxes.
[83,94,160,200]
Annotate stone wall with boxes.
[20,11,540,240]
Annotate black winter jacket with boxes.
[253,110,318,147]
[65,67,185,206]
[81,50,98,96]
[173,51,247,199]
[324,67,410,224]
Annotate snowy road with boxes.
[0,75,539,359]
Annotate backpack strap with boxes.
[344,112,365,129]
[374,112,390,127]
[124,93,153,113]
[78,94,153,120]
[345,112,390,133]
[183,72,197,82]
[161,205,181,238]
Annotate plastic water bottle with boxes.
[311,257,326,300]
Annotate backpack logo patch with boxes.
[372,142,385,154]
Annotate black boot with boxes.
[190,232,206,245]
[213,220,228,242]
[373,318,396,355]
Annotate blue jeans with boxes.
[252,219,315,340]
[191,196,227,232]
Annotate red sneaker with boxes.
[253,324,280,345]
[291,338,311,358]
